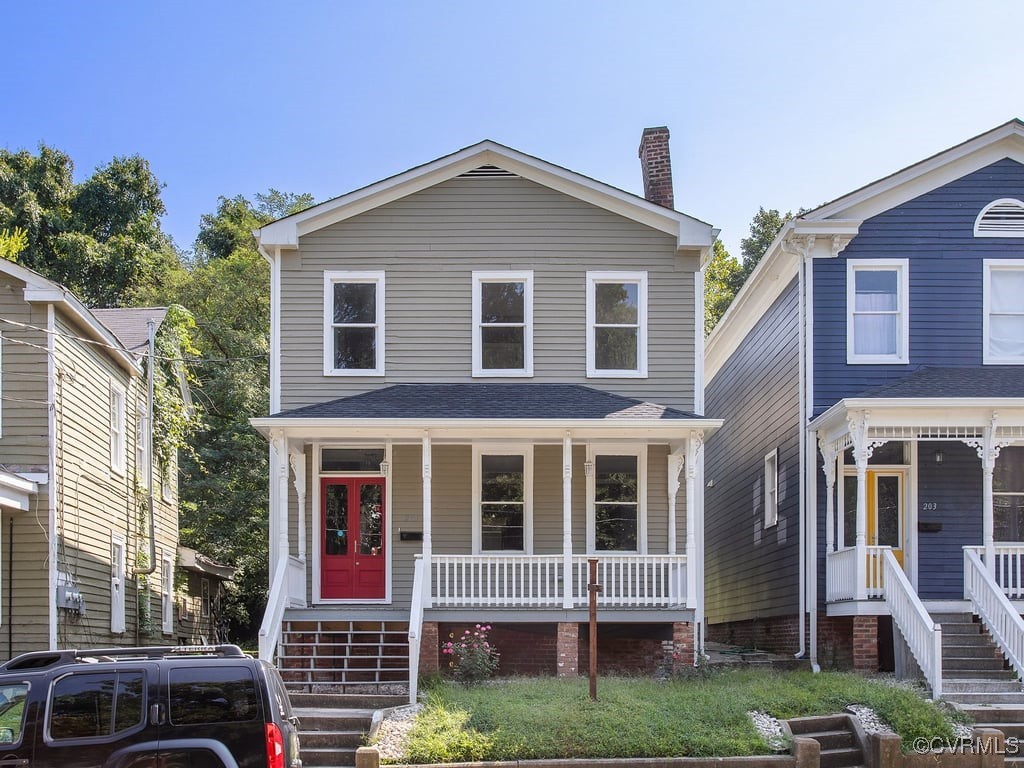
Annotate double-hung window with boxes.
[764,449,779,528]
[109,383,127,475]
[323,272,385,375]
[473,447,532,553]
[588,448,646,553]
[846,259,909,364]
[983,260,1024,364]
[586,272,648,377]
[472,271,533,376]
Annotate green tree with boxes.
[0,227,27,261]
[0,146,182,306]
[703,239,743,335]
[739,207,793,279]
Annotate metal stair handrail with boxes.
[882,548,942,699]
[964,547,1024,681]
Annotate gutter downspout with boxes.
[804,253,819,672]
[135,319,157,578]
[793,235,807,662]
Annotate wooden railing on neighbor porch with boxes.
[964,547,1024,682]
[825,546,886,601]
[428,553,687,609]
[964,544,1024,599]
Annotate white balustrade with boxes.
[258,557,291,662]
[286,556,306,606]
[428,554,688,609]
[881,549,942,700]
[964,548,1024,681]
[826,546,888,601]
[965,544,1024,599]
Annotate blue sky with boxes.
[4,1,1022,258]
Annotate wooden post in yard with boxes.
[588,558,601,701]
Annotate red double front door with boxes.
[321,477,386,599]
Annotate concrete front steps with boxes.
[959,705,1024,766]
[291,692,407,768]
[933,613,1023,705]
[784,715,864,768]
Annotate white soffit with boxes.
[257,141,715,251]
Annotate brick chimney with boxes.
[638,126,674,209]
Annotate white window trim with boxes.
[161,548,174,635]
[136,404,149,490]
[472,444,533,554]
[585,444,648,554]
[201,577,211,618]
[323,271,385,376]
[109,382,127,476]
[975,198,1024,237]
[983,259,1024,365]
[471,271,534,377]
[110,532,126,634]
[846,259,910,365]
[764,449,779,529]
[586,271,648,378]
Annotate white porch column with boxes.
[422,432,433,608]
[684,433,701,611]
[848,414,870,600]
[667,452,684,556]
[562,433,574,609]
[290,451,307,561]
[966,417,1007,578]
[819,437,837,554]
[270,431,290,565]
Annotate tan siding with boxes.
[280,175,697,412]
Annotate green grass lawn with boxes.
[383,670,968,764]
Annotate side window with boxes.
[323,271,385,376]
[983,260,1024,364]
[111,533,126,634]
[764,449,779,528]
[0,683,29,745]
[586,272,648,377]
[472,271,533,376]
[109,382,127,475]
[846,259,909,364]
[169,666,259,725]
[49,672,144,740]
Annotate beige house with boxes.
[252,129,721,698]
[0,260,187,657]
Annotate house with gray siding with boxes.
[0,261,186,657]
[704,119,1024,697]
[251,128,721,698]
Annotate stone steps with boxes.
[785,715,863,768]
[292,694,398,768]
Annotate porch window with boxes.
[593,454,642,552]
[474,448,532,553]
[846,259,909,364]
[983,261,1024,364]
[472,271,533,376]
[323,271,385,375]
[586,272,648,377]
[995,446,1024,541]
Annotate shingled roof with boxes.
[853,367,1024,400]
[92,307,168,357]
[270,384,703,421]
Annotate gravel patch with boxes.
[847,704,894,735]
[748,711,788,752]
[371,704,422,762]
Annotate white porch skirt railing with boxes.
[826,546,887,601]
[428,554,688,609]
[407,557,428,704]
[882,549,942,700]
[964,544,1024,599]
[964,548,1024,682]
[286,555,305,605]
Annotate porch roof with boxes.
[252,384,720,440]
[853,366,1024,400]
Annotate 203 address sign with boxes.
[922,502,938,512]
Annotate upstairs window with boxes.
[586,272,648,377]
[846,259,909,364]
[984,260,1024,364]
[323,272,385,375]
[975,199,1024,237]
[109,383,127,475]
[472,271,533,376]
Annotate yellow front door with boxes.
[867,471,905,567]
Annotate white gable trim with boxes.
[257,141,715,251]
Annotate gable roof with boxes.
[266,383,704,421]
[93,307,168,357]
[706,119,1024,382]
[255,140,717,253]
[0,259,139,375]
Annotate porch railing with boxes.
[882,549,942,700]
[964,548,1024,681]
[407,556,428,704]
[825,546,886,601]
[964,545,1024,599]
[428,553,688,609]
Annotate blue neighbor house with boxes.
[704,119,1024,699]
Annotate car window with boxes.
[0,683,29,745]
[169,666,259,725]
[266,666,292,720]
[50,672,145,740]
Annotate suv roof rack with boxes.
[0,644,247,671]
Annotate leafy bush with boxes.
[441,624,499,685]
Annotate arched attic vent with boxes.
[975,198,1024,237]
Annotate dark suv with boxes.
[0,644,301,768]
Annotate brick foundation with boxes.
[438,623,557,676]
[852,615,879,672]
[673,621,695,665]
[556,622,578,677]
[577,623,678,674]
[419,621,439,674]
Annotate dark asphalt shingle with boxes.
[853,367,1024,399]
